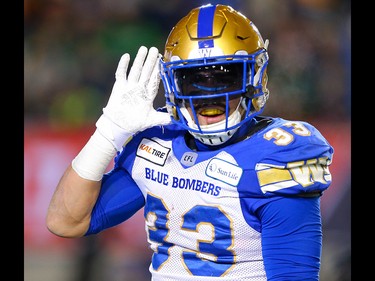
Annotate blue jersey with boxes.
[86,116,333,280]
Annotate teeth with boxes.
[200,108,224,116]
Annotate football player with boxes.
[47,4,334,280]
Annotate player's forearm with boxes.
[46,127,118,237]
[46,164,101,238]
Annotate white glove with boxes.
[96,46,171,151]
[72,46,171,181]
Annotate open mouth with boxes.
[199,107,225,117]
[195,102,227,123]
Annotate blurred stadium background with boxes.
[24,0,351,280]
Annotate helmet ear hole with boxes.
[172,106,179,121]
[251,98,261,111]
[252,95,267,111]
[167,105,179,121]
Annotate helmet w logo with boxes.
[198,46,213,57]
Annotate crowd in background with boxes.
[25,0,351,128]
[24,0,351,281]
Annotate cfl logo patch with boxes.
[180,152,198,167]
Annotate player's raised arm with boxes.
[46,46,171,238]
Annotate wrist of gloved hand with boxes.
[72,128,119,181]
[96,113,133,151]
[71,114,133,181]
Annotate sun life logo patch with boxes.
[206,157,243,186]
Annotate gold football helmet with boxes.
[160,4,269,145]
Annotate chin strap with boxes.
[187,109,242,146]
[179,96,245,146]
[190,130,236,146]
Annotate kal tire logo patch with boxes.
[136,138,170,166]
